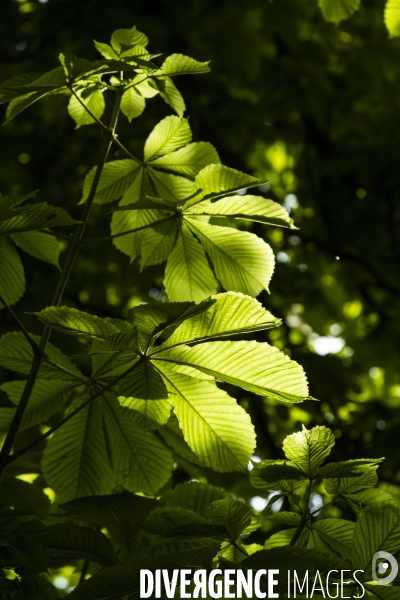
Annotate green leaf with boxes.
[0,331,82,378]
[120,395,171,430]
[42,399,116,502]
[117,359,168,398]
[0,72,45,104]
[156,340,310,403]
[345,488,394,505]
[187,217,275,296]
[68,86,105,128]
[265,528,304,549]
[316,458,384,479]
[150,142,220,177]
[33,306,123,339]
[110,170,162,260]
[35,523,116,565]
[143,506,208,536]
[118,360,171,429]
[93,40,118,60]
[265,492,295,508]
[144,116,192,161]
[61,493,157,553]
[324,464,380,495]
[157,366,256,472]
[140,218,178,269]
[152,76,186,117]
[282,425,335,476]
[110,26,149,53]
[5,91,50,123]
[183,164,262,209]
[11,231,60,268]
[128,298,215,345]
[149,170,193,202]
[0,236,24,306]
[0,379,77,432]
[0,69,67,122]
[351,501,400,579]
[308,519,354,560]
[318,0,361,23]
[158,413,206,465]
[129,74,160,98]
[188,194,295,228]
[159,54,210,76]
[90,329,140,355]
[384,0,400,37]
[206,496,254,539]
[0,195,78,235]
[81,159,140,205]
[161,481,227,516]
[266,512,302,525]
[26,67,68,90]
[120,87,145,121]
[59,52,92,81]
[161,292,280,348]
[102,395,173,496]
[164,222,218,301]
[250,460,307,491]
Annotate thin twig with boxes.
[0,293,41,355]
[70,87,143,165]
[289,479,312,546]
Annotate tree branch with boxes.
[0,91,123,480]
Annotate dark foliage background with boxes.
[1,0,399,531]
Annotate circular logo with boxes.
[372,551,399,585]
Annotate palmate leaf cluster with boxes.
[0,26,209,125]
[1,427,399,599]
[0,23,398,599]
[82,114,294,301]
[0,293,310,503]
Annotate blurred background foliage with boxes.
[1,0,400,591]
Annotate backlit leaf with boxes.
[385,0,400,37]
[318,0,361,23]
[164,222,218,301]
[283,425,335,476]
[157,366,256,472]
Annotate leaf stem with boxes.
[79,558,90,584]
[0,91,123,481]
[289,479,312,546]
[0,294,41,355]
